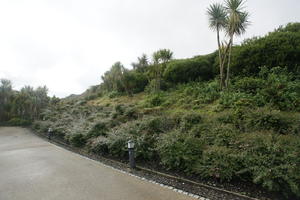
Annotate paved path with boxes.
[0,127,195,200]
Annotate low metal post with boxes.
[128,140,136,169]
[48,128,53,140]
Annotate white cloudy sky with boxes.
[0,0,299,97]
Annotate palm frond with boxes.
[207,3,227,31]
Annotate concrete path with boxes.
[0,127,195,200]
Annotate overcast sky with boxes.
[0,0,299,97]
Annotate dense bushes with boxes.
[86,122,108,138]
[236,132,300,198]
[122,71,148,94]
[7,118,31,126]
[193,146,241,181]
[230,23,300,76]
[70,133,87,147]
[157,131,204,172]
[218,67,300,111]
[179,80,220,104]
[164,54,215,84]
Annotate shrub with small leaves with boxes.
[157,130,204,173]
[193,146,242,181]
[70,133,87,147]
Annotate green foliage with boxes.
[145,79,171,93]
[135,133,158,161]
[131,54,149,72]
[86,122,108,138]
[70,133,87,147]
[236,132,300,197]
[114,104,125,115]
[193,146,242,181]
[277,22,300,33]
[32,121,51,133]
[219,92,253,109]
[7,118,31,126]
[234,77,265,94]
[89,137,109,156]
[157,131,204,172]
[122,71,148,93]
[106,91,119,98]
[180,112,202,130]
[231,23,300,76]
[106,131,129,158]
[179,81,220,104]
[258,67,300,111]
[0,79,50,124]
[146,93,165,107]
[124,107,139,120]
[164,55,215,83]
[246,109,297,134]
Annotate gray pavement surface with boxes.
[0,127,194,200]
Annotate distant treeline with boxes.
[0,80,58,126]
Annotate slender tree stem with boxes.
[217,27,224,90]
[226,37,233,88]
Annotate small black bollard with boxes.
[47,128,53,140]
[128,140,136,169]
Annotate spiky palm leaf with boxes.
[207,3,227,31]
[207,3,227,89]
[224,0,250,88]
[225,0,250,37]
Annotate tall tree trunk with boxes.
[217,27,224,90]
[225,36,233,89]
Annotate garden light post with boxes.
[47,127,53,140]
[128,140,136,169]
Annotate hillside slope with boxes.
[33,23,300,199]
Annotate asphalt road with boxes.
[0,127,195,200]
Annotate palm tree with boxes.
[152,49,173,91]
[224,0,250,88]
[131,54,149,72]
[207,3,227,90]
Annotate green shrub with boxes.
[135,133,158,161]
[164,54,215,83]
[70,133,87,147]
[146,93,164,107]
[180,112,202,130]
[32,121,41,130]
[179,81,220,104]
[140,116,177,134]
[106,131,130,158]
[245,109,297,134]
[258,67,300,111]
[193,146,242,181]
[90,137,109,156]
[234,77,265,94]
[122,71,148,93]
[157,130,204,173]
[236,132,300,198]
[230,23,300,76]
[114,104,125,115]
[210,124,239,146]
[32,121,50,133]
[86,122,108,138]
[124,107,139,120]
[219,92,254,109]
[7,118,31,126]
[108,91,120,98]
